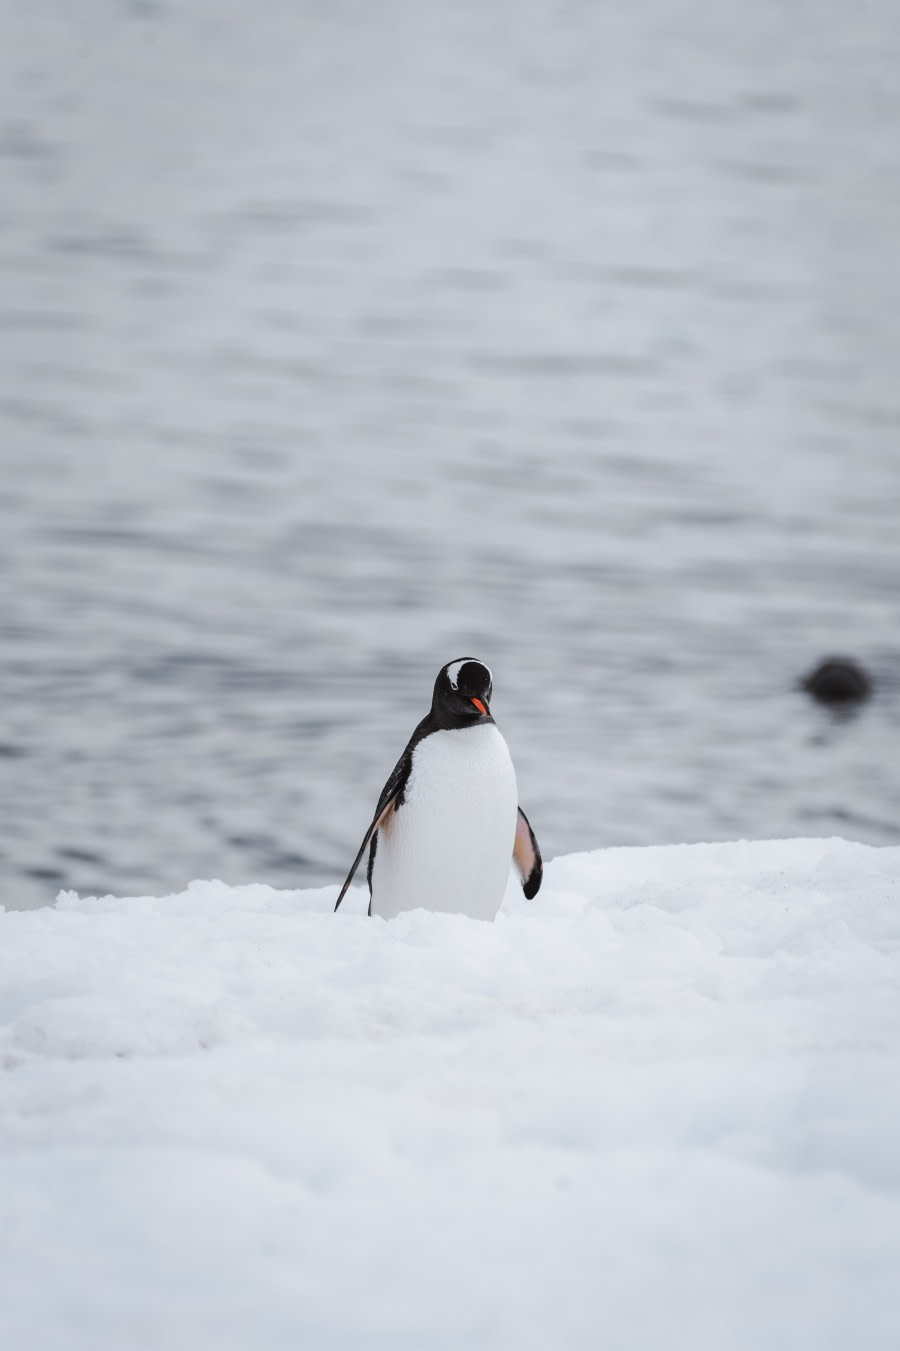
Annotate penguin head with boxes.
[432,658,494,727]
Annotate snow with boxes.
[2,837,899,1351]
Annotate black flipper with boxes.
[333,746,413,913]
[513,807,542,899]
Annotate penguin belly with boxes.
[370,724,519,920]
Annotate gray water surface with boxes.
[2,0,900,908]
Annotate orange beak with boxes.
[470,697,487,716]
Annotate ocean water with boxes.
[2,0,899,909]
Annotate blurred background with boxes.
[2,0,899,910]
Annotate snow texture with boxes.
[2,838,899,1351]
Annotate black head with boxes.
[431,658,494,729]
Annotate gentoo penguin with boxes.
[334,658,542,920]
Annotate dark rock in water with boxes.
[802,657,873,705]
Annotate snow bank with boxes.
[2,838,899,1351]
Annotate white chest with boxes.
[371,723,519,920]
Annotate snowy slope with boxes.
[1,838,899,1351]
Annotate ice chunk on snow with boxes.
[1,838,899,1350]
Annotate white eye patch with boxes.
[445,658,491,691]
